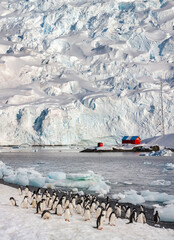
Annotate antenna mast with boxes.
[160,78,165,136]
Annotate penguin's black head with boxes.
[106,196,110,202]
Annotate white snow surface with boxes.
[0,184,174,240]
[0,0,174,146]
[142,134,174,149]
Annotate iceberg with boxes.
[0,162,110,195]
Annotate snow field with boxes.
[0,184,174,240]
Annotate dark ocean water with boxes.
[0,150,173,198]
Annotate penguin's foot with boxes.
[98,227,103,230]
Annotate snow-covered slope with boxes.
[0,184,174,240]
[142,133,174,149]
[0,0,173,145]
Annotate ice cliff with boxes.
[0,0,173,146]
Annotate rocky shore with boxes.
[81,145,161,153]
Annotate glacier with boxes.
[0,0,173,146]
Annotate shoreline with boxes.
[0,179,173,230]
[81,146,174,153]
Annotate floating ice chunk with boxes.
[155,204,174,222]
[15,169,29,186]
[112,193,125,200]
[3,175,16,184]
[29,176,45,188]
[3,165,46,187]
[0,161,13,177]
[119,190,145,205]
[78,191,84,196]
[72,188,78,192]
[145,150,173,157]
[45,176,55,183]
[164,200,174,205]
[140,153,149,156]
[141,190,174,203]
[143,161,152,165]
[67,172,93,181]
[150,180,171,186]
[162,150,173,157]
[46,170,110,195]
[112,181,118,185]
[165,163,174,170]
[44,183,55,189]
[98,194,104,198]
[88,182,110,195]
[122,181,132,185]
[47,172,66,180]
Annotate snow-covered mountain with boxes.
[0,0,173,146]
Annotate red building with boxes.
[122,136,141,144]
[98,142,103,147]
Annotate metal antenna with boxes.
[160,78,165,136]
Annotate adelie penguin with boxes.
[9,197,18,207]
[36,193,42,203]
[64,206,71,222]
[154,211,160,224]
[106,205,113,218]
[76,200,82,214]
[21,196,29,209]
[48,197,53,209]
[128,208,137,223]
[36,200,44,214]
[125,206,131,219]
[84,206,91,221]
[24,186,29,195]
[137,211,146,224]
[31,196,37,208]
[109,211,116,226]
[52,196,59,210]
[115,204,122,218]
[41,210,51,220]
[56,203,63,216]
[140,205,145,212]
[96,212,105,230]
[36,188,41,195]
[72,196,76,209]
[18,187,23,196]
[90,201,96,214]
[69,201,74,216]
[64,199,70,209]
